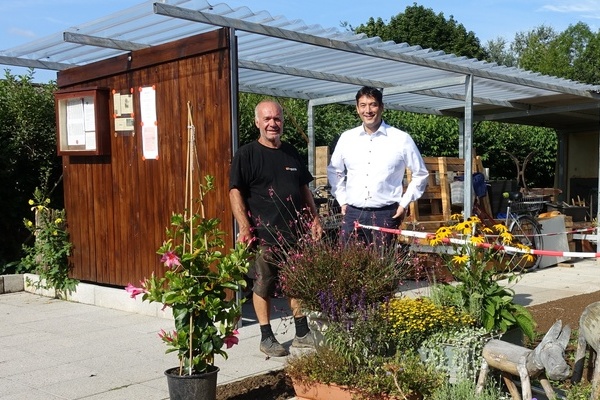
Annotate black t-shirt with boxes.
[230,140,313,245]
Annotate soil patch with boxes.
[527,290,600,332]
[216,290,600,399]
[216,370,294,400]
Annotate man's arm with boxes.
[400,138,429,209]
[229,188,254,244]
[299,184,323,239]
[327,136,348,213]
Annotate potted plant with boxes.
[418,326,493,384]
[285,299,451,399]
[125,176,251,400]
[428,214,537,343]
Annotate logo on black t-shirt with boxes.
[285,167,298,171]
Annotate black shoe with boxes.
[291,333,315,349]
[259,336,289,357]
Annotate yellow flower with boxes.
[461,222,473,234]
[465,215,481,224]
[523,253,535,263]
[452,253,469,265]
[45,198,51,204]
[55,218,62,224]
[37,205,44,211]
[435,226,452,238]
[52,230,58,236]
[429,237,442,246]
[26,220,33,227]
[499,232,514,244]
[28,199,34,205]
[470,235,485,245]
[493,223,508,233]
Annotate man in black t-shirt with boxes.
[229,100,322,357]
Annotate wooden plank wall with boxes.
[57,29,233,287]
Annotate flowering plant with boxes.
[277,232,410,321]
[21,187,78,297]
[380,297,475,349]
[126,176,251,375]
[428,214,536,340]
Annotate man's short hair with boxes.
[355,86,383,105]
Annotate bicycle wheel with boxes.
[508,215,543,271]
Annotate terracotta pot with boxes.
[291,378,355,400]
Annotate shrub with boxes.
[21,187,77,297]
[381,297,475,349]
[277,233,410,321]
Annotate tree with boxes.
[0,70,61,269]
[574,33,600,84]
[354,3,488,60]
[484,37,516,67]
[511,25,558,73]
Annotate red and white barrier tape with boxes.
[355,222,600,259]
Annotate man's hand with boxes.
[311,216,323,240]
[341,204,347,215]
[236,225,254,244]
[392,205,405,220]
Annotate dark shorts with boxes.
[248,246,280,298]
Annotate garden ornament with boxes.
[572,301,600,399]
[475,320,571,400]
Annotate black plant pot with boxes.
[164,365,219,400]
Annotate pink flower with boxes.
[161,251,181,268]
[125,283,146,299]
[224,330,239,349]
[158,329,176,342]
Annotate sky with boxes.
[1,0,599,82]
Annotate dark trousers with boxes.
[341,204,400,247]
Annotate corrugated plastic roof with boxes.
[2,0,600,133]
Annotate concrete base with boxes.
[1,273,172,319]
[0,274,24,293]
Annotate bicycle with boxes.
[311,184,343,237]
[471,190,544,271]
[503,192,545,271]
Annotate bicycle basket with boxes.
[322,213,343,230]
[509,194,545,213]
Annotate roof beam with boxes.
[0,55,71,71]
[239,83,314,100]
[475,101,600,122]
[309,76,466,106]
[242,58,525,110]
[154,2,598,98]
[238,59,391,89]
[63,32,150,51]
[384,103,457,115]
[417,88,530,109]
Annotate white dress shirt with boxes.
[327,121,429,209]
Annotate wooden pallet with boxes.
[406,156,491,222]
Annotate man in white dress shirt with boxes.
[327,86,429,245]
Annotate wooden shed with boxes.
[55,29,236,286]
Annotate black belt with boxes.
[348,203,398,211]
